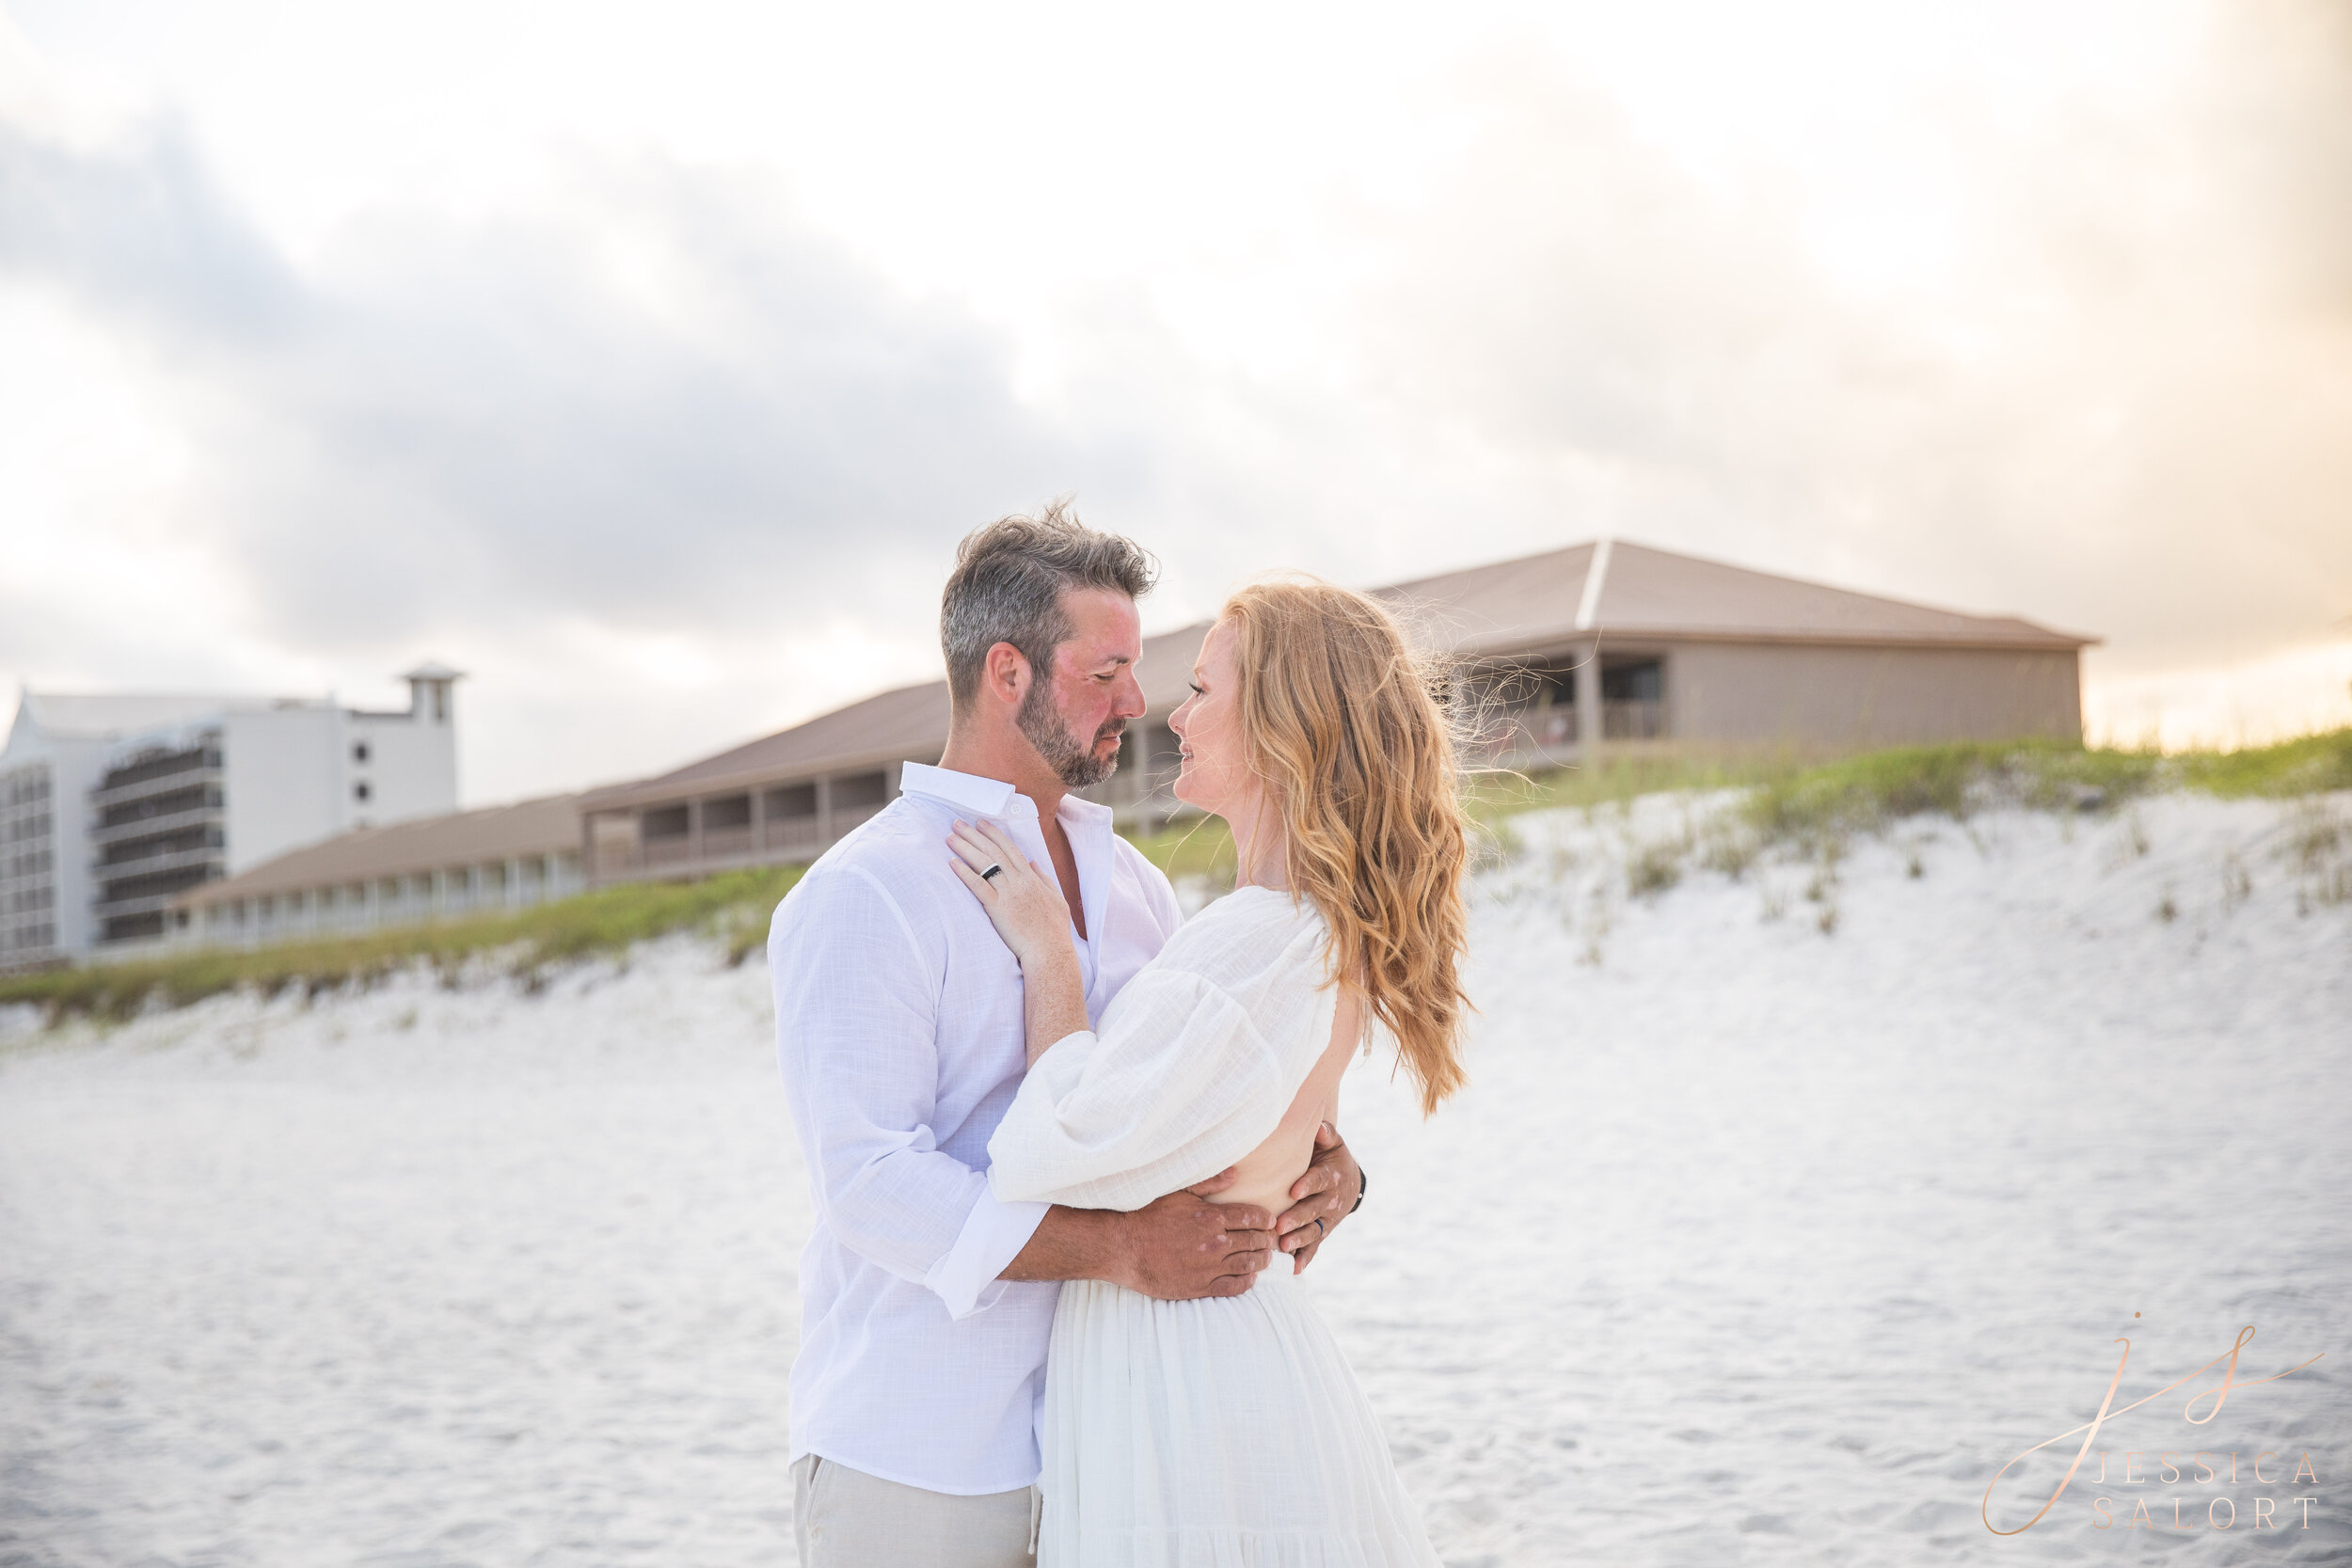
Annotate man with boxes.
[769,503,1365,1566]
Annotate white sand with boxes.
[2,790,2346,1566]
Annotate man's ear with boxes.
[982,641,1032,709]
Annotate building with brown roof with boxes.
[168,794,583,950]
[577,539,2095,886]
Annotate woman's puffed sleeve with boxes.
[987,963,1311,1211]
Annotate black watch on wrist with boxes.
[1349,1164,1368,1215]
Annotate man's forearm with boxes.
[996,1186,1278,1300]
[999,1204,1129,1286]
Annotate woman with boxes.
[944,577,1471,1564]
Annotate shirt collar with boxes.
[898,761,1035,821]
[898,762,1121,837]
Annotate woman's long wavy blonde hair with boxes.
[1223,577,1470,1115]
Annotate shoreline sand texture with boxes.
[3,790,2346,1566]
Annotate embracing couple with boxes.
[768,503,1471,1565]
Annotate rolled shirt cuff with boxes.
[922,1183,1051,1321]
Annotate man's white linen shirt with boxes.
[768,762,1183,1496]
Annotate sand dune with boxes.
[3,790,2346,1566]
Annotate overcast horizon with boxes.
[5,0,2348,805]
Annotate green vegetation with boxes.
[1118,728,2352,884]
[1741,728,2350,847]
[1741,739,2161,847]
[1625,838,1685,896]
[6,727,2343,1028]
[1120,814,1239,882]
[2174,726,2352,799]
[1463,752,1780,818]
[1467,728,2349,856]
[0,863,805,1025]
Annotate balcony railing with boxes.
[94,884,210,920]
[89,766,224,812]
[764,817,821,851]
[94,846,225,883]
[93,746,217,794]
[1523,708,1577,749]
[90,805,223,846]
[1480,698,1670,753]
[589,796,898,883]
[98,831,219,868]
[1601,699,1667,740]
[642,835,697,868]
[700,825,755,861]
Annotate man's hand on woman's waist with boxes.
[999,1166,1275,1299]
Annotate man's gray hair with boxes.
[941,500,1157,707]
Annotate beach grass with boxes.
[2171,725,2352,798]
[1740,740,2154,845]
[0,863,806,1025]
[1470,728,2348,849]
[6,728,2343,1026]
[1741,728,2348,845]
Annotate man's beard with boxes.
[1018,681,1125,789]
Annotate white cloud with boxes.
[2088,639,2352,752]
[1,0,2346,801]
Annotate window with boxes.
[1599,657,1667,740]
[832,771,889,809]
[352,740,372,764]
[1600,658,1663,704]
[1484,666,1575,713]
[764,782,818,819]
[703,794,752,831]
[642,804,691,840]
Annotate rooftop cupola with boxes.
[401,661,466,724]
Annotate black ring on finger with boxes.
[981,863,1004,881]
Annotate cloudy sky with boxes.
[3,0,2347,803]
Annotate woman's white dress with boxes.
[988,886,1440,1567]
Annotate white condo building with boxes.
[0,664,461,970]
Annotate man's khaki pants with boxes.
[791,1453,1038,1568]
